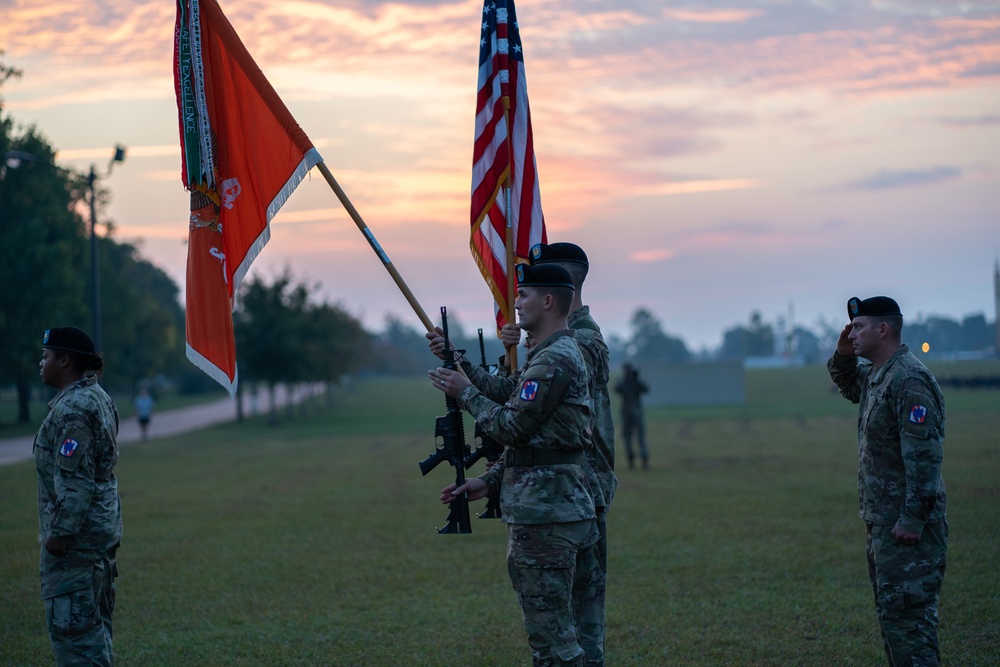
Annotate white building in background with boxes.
[995,258,999,353]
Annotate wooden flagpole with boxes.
[315,160,436,333]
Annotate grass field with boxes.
[1,363,998,666]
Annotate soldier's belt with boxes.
[505,448,583,467]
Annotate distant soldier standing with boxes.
[34,327,122,667]
[431,264,600,667]
[828,296,947,667]
[615,363,649,469]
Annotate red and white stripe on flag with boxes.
[469,0,546,332]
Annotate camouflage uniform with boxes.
[34,373,122,667]
[566,306,616,666]
[614,368,648,468]
[459,330,599,667]
[828,346,947,667]
[462,312,615,665]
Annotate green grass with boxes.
[1,367,998,666]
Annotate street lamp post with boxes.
[88,144,127,352]
[1,149,41,179]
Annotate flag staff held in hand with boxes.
[469,0,547,361]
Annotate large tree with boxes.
[626,307,691,362]
[97,236,185,392]
[1,54,188,420]
[721,311,776,359]
[234,269,371,418]
[301,300,370,404]
[1,120,89,422]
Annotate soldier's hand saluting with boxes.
[835,323,855,357]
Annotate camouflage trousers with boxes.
[41,548,118,667]
[507,519,602,667]
[866,521,948,667]
[577,509,608,667]
[620,412,647,465]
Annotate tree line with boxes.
[1,58,193,422]
[3,55,995,425]
[613,307,997,365]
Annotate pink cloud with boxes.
[661,8,765,24]
[629,248,678,262]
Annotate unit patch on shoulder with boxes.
[908,405,928,424]
[59,438,80,457]
[520,380,539,401]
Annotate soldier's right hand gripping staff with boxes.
[429,264,601,667]
[419,307,473,534]
[828,296,948,667]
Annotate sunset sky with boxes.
[2,0,999,350]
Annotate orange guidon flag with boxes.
[173,0,321,395]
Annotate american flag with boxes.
[470,0,546,331]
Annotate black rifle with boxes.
[463,328,503,519]
[419,307,473,534]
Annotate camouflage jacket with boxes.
[614,373,648,420]
[567,306,618,509]
[34,374,122,557]
[828,346,947,531]
[459,330,596,525]
[460,310,618,510]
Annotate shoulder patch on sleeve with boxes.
[59,438,80,458]
[908,405,927,424]
[520,380,539,401]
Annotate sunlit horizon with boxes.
[3,0,998,349]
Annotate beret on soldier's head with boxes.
[42,327,97,355]
[847,296,902,320]
[528,242,589,268]
[516,263,575,290]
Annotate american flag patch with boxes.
[908,405,927,424]
[520,380,539,401]
[59,438,80,457]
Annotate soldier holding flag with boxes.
[431,264,599,667]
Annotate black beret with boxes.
[42,327,96,355]
[516,263,575,290]
[847,296,901,320]
[528,242,589,268]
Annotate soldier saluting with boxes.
[430,264,599,667]
[828,296,948,667]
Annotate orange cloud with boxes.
[629,248,678,262]
[662,8,764,23]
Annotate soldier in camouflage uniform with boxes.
[529,242,616,666]
[427,243,617,666]
[431,264,600,667]
[828,297,947,667]
[34,327,122,667]
[614,363,649,469]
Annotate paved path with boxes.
[0,385,312,467]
